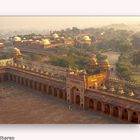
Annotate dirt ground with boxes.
[0,82,128,124]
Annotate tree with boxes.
[96,53,107,62]
[131,32,140,50]
[132,51,140,67]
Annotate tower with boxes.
[99,59,110,72]
[66,69,86,108]
[98,58,110,85]
[86,54,98,74]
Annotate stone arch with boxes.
[75,94,80,105]
[21,77,23,85]
[38,83,42,91]
[25,79,28,86]
[122,109,128,120]
[54,88,57,97]
[105,104,110,114]
[59,89,63,99]
[64,91,67,100]
[30,80,33,88]
[34,81,37,90]
[13,75,16,82]
[4,74,8,81]
[43,84,47,93]
[10,74,12,81]
[48,86,52,95]
[17,76,20,84]
[113,106,119,117]
[70,86,80,104]
[131,112,138,123]
[89,99,94,109]
[97,101,102,111]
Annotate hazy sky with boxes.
[1,16,140,30]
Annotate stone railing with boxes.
[109,77,140,88]
[0,58,14,67]
[6,62,66,82]
[16,59,67,77]
[87,88,140,104]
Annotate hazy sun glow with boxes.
[0,16,140,30]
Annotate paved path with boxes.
[0,82,128,124]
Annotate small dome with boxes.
[14,47,22,56]
[41,39,50,45]
[35,40,40,42]
[101,85,107,90]
[128,91,135,97]
[61,36,65,39]
[118,87,125,95]
[82,36,91,41]
[109,86,115,93]
[88,54,98,65]
[14,36,21,42]
[52,33,59,38]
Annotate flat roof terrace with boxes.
[0,82,127,124]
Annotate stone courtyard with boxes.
[0,82,128,124]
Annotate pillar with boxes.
[118,107,123,119]
[17,76,20,84]
[36,82,40,91]
[7,74,11,81]
[50,86,54,96]
[31,81,35,89]
[23,78,26,86]
[46,85,49,94]
[128,110,133,122]
[57,89,60,98]
[63,91,66,100]
[138,113,140,124]
[80,96,84,109]
[110,105,114,116]
[19,77,22,84]
[15,76,18,83]
[101,102,105,113]
[41,84,44,93]
[27,80,30,87]
[94,101,97,111]
[1,75,3,82]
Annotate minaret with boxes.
[86,54,98,74]
[98,58,110,83]
[99,59,110,72]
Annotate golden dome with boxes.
[14,47,22,56]
[22,65,25,69]
[109,86,115,93]
[101,85,107,90]
[118,87,125,95]
[41,39,50,45]
[35,40,40,42]
[61,36,65,39]
[29,39,33,42]
[14,37,21,42]
[82,36,91,41]
[52,33,59,38]
[94,82,98,89]
[128,91,135,97]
